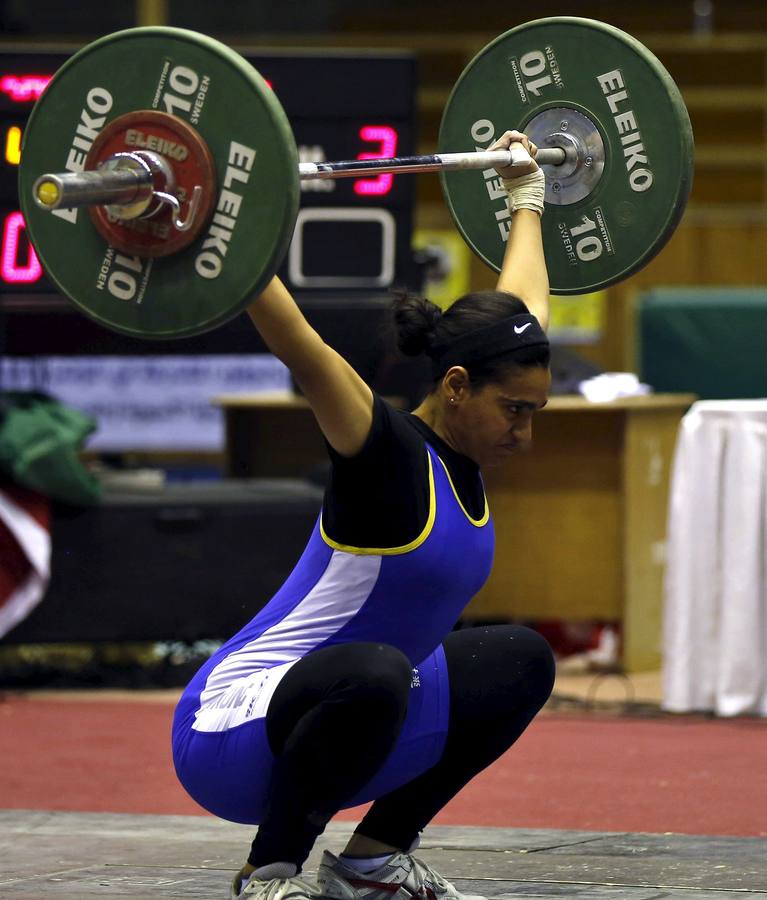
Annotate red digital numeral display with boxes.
[2,212,42,284]
[354,125,398,196]
[0,73,49,286]
[0,74,52,103]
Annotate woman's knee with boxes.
[266,643,412,753]
[444,624,556,711]
[308,642,413,738]
[511,625,556,707]
[338,643,413,710]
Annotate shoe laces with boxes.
[241,875,319,900]
[406,856,453,896]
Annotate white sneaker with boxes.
[230,871,324,900]
[317,850,487,900]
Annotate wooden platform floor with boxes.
[2,811,766,898]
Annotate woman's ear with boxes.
[443,366,471,404]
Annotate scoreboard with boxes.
[1,62,54,290]
[0,47,417,304]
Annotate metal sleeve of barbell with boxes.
[298,147,566,179]
[32,168,153,211]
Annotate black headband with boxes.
[431,314,549,374]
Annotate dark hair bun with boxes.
[392,293,443,357]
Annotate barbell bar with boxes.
[18,18,694,338]
[33,147,568,213]
[298,146,569,177]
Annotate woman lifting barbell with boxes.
[171,129,556,900]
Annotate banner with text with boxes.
[0,355,291,451]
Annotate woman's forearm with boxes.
[496,209,550,331]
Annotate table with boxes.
[214,392,696,672]
[663,400,767,716]
[215,393,333,479]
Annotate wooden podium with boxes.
[214,392,695,672]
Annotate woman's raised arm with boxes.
[247,277,373,457]
[488,130,550,331]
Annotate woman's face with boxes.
[452,366,551,467]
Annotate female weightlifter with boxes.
[172,130,556,900]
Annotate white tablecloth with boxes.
[663,400,767,716]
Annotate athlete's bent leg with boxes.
[247,641,413,870]
[351,624,555,851]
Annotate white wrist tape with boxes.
[502,169,546,216]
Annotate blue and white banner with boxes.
[0,355,291,451]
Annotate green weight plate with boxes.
[439,17,694,295]
[19,27,299,338]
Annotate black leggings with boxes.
[248,625,555,868]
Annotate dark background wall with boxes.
[0,0,753,38]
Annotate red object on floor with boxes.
[1,694,765,837]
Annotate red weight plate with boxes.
[86,109,217,257]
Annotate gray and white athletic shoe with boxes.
[230,871,324,900]
[316,850,487,900]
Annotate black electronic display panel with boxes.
[0,48,416,302]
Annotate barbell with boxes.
[19,17,694,339]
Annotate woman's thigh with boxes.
[172,643,452,824]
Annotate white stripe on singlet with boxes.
[192,551,382,732]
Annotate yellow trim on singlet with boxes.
[436,456,490,527]
[320,450,437,555]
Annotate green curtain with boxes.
[638,289,767,399]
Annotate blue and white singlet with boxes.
[172,397,495,823]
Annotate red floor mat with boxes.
[2,694,765,836]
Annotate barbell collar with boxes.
[33,163,153,212]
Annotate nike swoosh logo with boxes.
[514,323,533,334]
